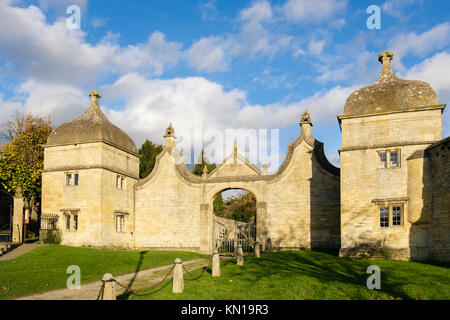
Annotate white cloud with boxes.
[239,1,273,22]
[389,23,450,71]
[187,37,229,72]
[308,39,326,55]
[381,0,420,19]
[199,0,219,21]
[188,1,292,72]
[95,73,355,149]
[0,1,182,84]
[280,0,347,23]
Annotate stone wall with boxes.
[41,142,139,248]
[427,137,450,262]
[134,127,340,254]
[339,109,443,260]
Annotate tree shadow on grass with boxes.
[224,251,421,300]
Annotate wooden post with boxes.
[212,249,221,277]
[237,244,244,266]
[101,273,116,300]
[172,258,184,293]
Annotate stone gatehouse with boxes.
[40,51,449,262]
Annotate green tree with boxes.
[138,139,164,179]
[192,150,217,176]
[191,150,225,216]
[0,113,52,199]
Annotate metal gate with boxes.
[214,216,256,255]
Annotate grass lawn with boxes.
[0,245,207,299]
[122,250,450,300]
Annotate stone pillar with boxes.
[172,258,184,293]
[101,273,116,300]
[254,241,261,258]
[12,187,24,244]
[212,250,221,277]
[199,204,212,253]
[256,202,267,251]
[237,245,244,266]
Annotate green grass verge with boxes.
[0,245,207,299]
[122,250,450,300]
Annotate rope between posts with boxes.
[113,264,176,296]
[96,256,218,299]
[182,255,214,280]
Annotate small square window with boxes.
[65,214,71,230]
[66,174,72,186]
[116,215,125,233]
[380,207,389,228]
[390,152,399,167]
[392,206,402,226]
[73,214,78,230]
[379,153,387,168]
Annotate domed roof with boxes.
[46,90,138,154]
[344,51,438,116]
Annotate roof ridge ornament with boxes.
[299,109,313,136]
[89,89,102,106]
[378,51,396,80]
[164,122,175,138]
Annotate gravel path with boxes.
[17,258,211,300]
[0,244,44,261]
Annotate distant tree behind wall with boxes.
[192,150,226,215]
[139,140,164,179]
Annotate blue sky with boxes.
[0,0,449,169]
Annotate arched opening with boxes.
[211,188,257,255]
[0,189,13,242]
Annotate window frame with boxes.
[380,207,389,228]
[377,149,401,169]
[65,172,79,187]
[391,205,403,227]
[63,210,80,232]
[114,211,128,233]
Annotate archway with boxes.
[210,188,257,255]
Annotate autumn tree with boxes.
[0,113,52,199]
[139,139,164,179]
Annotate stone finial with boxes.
[164,123,175,138]
[378,51,395,79]
[378,51,394,64]
[262,164,269,175]
[15,186,22,198]
[89,90,102,106]
[299,109,313,135]
[202,165,208,180]
[164,123,176,149]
